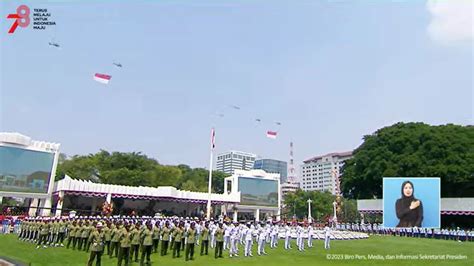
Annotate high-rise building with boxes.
[253,159,287,183]
[300,151,353,194]
[216,150,257,174]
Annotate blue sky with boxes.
[1,0,472,170]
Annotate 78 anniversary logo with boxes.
[6,4,56,34]
[7,5,30,33]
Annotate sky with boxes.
[0,0,472,171]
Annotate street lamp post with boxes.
[307,199,313,223]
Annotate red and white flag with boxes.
[266,130,277,139]
[94,73,112,84]
[211,128,216,149]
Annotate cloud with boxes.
[427,0,473,44]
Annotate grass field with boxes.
[0,234,472,266]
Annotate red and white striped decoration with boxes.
[266,130,277,139]
[93,73,112,84]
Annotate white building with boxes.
[224,169,280,222]
[281,182,299,197]
[300,151,352,194]
[216,150,256,174]
[0,132,61,216]
[53,175,240,218]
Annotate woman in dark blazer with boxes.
[395,180,423,227]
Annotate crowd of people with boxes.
[337,222,474,241]
[13,215,336,266]
[2,215,471,266]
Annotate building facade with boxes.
[280,182,299,198]
[224,169,281,222]
[300,151,353,194]
[216,150,257,174]
[253,158,288,183]
[0,132,61,217]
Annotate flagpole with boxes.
[206,128,215,221]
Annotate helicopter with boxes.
[48,41,60,48]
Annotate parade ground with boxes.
[0,234,472,266]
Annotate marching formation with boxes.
[10,215,473,266]
[16,215,343,265]
[336,222,474,241]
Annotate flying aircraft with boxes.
[48,42,60,48]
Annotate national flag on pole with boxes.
[266,131,277,139]
[211,128,216,149]
[94,73,112,84]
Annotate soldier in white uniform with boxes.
[284,223,292,250]
[195,221,201,246]
[229,224,239,257]
[257,224,267,255]
[239,223,245,245]
[297,223,304,251]
[210,222,217,248]
[324,225,331,250]
[243,224,253,257]
[265,223,272,243]
[270,223,278,248]
[223,223,231,250]
[307,224,314,248]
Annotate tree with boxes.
[55,150,230,193]
[211,171,229,193]
[341,122,474,199]
[55,154,98,181]
[151,165,182,187]
[283,189,335,220]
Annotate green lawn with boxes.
[0,234,472,266]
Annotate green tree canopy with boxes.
[56,150,229,193]
[282,189,359,222]
[284,189,335,220]
[341,122,474,199]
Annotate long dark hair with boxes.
[401,181,415,198]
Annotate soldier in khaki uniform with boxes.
[57,218,67,246]
[36,218,50,249]
[103,222,112,256]
[151,222,160,253]
[200,222,209,255]
[169,223,175,252]
[18,218,27,240]
[33,218,40,243]
[67,221,78,249]
[130,223,141,262]
[172,222,184,258]
[87,222,105,266]
[76,221,85,250]
[82,220,93,252]
[140,222,153,266]
[49,218,59,246]
[185,222,196,261]
[215,223,224,259]
[110,222,121,258]
[29,219,37,242]
[160,221,171,256]
[117,223,132,266]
